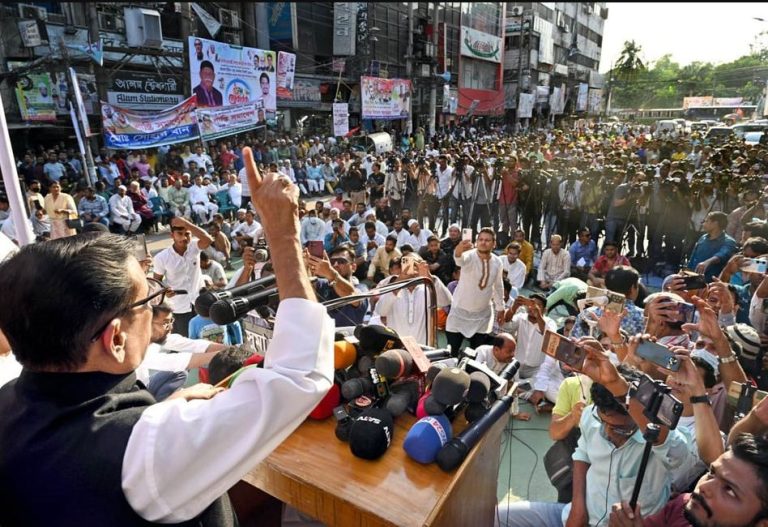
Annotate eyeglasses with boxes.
[156,316,175,329]
[592,407,638,437]
[90,279,186,341]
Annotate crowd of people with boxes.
[3,120,768,527]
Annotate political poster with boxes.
[333,102,349,137]
[518,92,534,118]
[7,63,56,121]
[276,51,296,99]
[188,36,276,112]
[102,96,199,149]
[52,70,99,115]
[198,102,264,141]
[360,76,411,120]
[588,88,603,114]
[682,96,713,109]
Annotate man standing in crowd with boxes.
[687,211,738,282]
[445,228,505,354]
[0,151,334,526]
[153,216,214,336]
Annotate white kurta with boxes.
[445,249,505,337]
[122,298,335,522]
[377,278,452,345]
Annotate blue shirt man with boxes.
[569,229,598,268]
[687,211,738,282]
[77,189,110,225]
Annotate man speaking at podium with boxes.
[0,148,334,526]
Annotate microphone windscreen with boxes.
[355,324,402,356]
[335,417,354,442]
[464,401,489,423]
[341,377,374,400]
[385,381,419,417]
[209,299,237,326]
[403,414,453,464]
[416,391,430,419]
[375,349,413,379]
[356,355,375,375]
[466,371,491,403]
[431,368,471,406]
[423,393,448,416]
[426,362,448,386]
[334,340,358,370]
[309,383,341,420]
[349,408,394,460]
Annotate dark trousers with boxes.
[173,310,195,337]
[445,331,492,357]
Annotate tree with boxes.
[614,40,646,80]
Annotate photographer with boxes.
[0,148,335,525]
[500,339,695,527]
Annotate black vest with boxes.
[0,370,237,527]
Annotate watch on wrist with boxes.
[690,394,711,405]
[719,354,738,364]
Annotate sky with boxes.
[599,2,768,72]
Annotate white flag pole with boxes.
[0,93,35,246]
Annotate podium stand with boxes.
[240,412,507,527]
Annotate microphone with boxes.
[498,359,521,382]
[436,393,515,472]
[209,286,278,325]
[210,275,276,302]
[423,348,452,361]
[375,349,413,379]
[466,371,491,403]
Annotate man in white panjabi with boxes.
[445,227,505,356]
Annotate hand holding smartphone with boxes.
[462,228,472,242]
[133,234,149,261]
[541,330,587,371]
[635,339,681,372]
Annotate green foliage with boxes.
[610,43,768,109]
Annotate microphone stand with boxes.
[629,423,660,511]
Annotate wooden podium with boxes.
[239,411,507,527]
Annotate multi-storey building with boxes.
[504,2,608,123]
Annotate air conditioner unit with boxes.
[556,11,566,29]
[99,12,124,33]
[510,6,523,17]
[583,3,594,14]
[124,7,163,48]
[221,30,241,46]
[601,7,609,19]
[219,8,240,29]
[18,3,48,21]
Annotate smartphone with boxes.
[462,228,472,242]
[541,330,587,371]
[586,286,625,315]
[741,257,768,274]
[401,256,415,275]
[307,240,324,259]
[674,302,696,324]
[635,340,680,372]
[133,234,149,261]
[680,273,707,290]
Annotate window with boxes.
[460,2,501,36]
[461,58,498,91]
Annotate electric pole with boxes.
[428,1,438,140]
[405,2,414,136]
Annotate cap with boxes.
[349,408,394,460]
[407,219,418,228]
[403,415,453,464]
[237,208,247,214]
[117,185,127,191]
[725,323,761,361]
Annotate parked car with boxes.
[744,131,765,145]
[704,126,734,143]
[731,122,768,139]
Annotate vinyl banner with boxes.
[333,102,349,137]
[276,51,296,99]
[198,102,264,141]
[8,64,56,121]
[360,76,411,120]
[107,71,184,110]
[682,96,713,109]
[188,36,276,112]
[102,96,199,149]
[576,83,589,112]
[518,92,534,118]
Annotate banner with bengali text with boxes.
[198,102,265,141]
[101,96,199,149]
